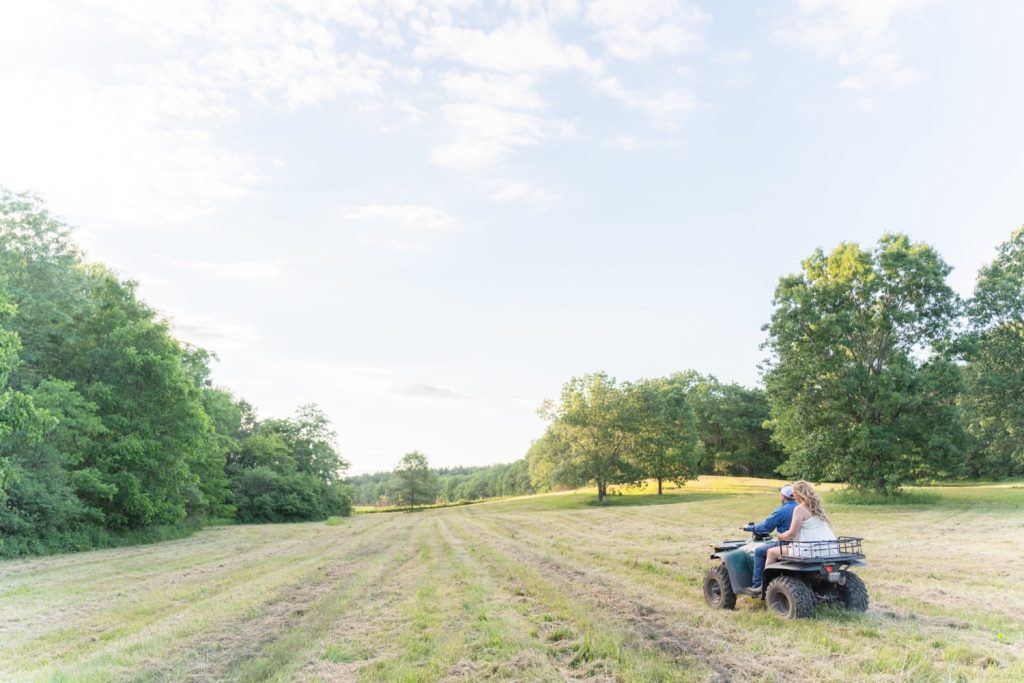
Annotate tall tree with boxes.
[962,226,1024,477]
[679,372,784,477]
[533,373,640,502]
[627,377,701,494]
[393,451,438,509]
[0,285,45,501]
[0,380,113,554]
[257,405,348,483]
[763,234,965,494]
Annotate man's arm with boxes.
[747,506,785,533]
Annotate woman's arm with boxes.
[777,506,808,540]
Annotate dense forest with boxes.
[0,190,350,557]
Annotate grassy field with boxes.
[3,477,1022,682]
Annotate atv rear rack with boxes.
[781,536,864,562]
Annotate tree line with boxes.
[530,231,1024,498]
[352,374,785,510]
[4,184,1022,549]
[0,190,351,557]
[349,457,535,507]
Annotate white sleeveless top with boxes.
[790,515,838,557]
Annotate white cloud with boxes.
[595,77,697,129]
[608,136,657,151]
[413,21,596,74]
[585,0,710,61]
[2,0,712,221]
[772,0,930,93]
[0,1,398,227]
[430,103,553,171]
[489,180,554,204]
[356,232,430,252]
[715,49,751,66]
[440,72,545,110]
[341,204,460,231]
[169,259,288,280]
[0,69,266,226]
[299,364,469,401]
[170,314,261,352]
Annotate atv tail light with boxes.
[825,565,834,573]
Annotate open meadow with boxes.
[3,477,1022,682]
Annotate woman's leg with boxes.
[766,545,782,565]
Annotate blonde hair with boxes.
[791,480,831,527]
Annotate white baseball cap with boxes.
[780,485,795,498]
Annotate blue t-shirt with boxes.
[751,500,798,534]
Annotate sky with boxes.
[1,1,1022,474]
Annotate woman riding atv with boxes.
[766,480,837,565]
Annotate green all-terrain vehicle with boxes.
[703,526,868,619]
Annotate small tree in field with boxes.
[626,377,701,494]
[533,373,641,502]
[393,451,437,510]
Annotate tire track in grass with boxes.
[11,515,411,682]
[353,515,480,682]
[7,547,329,677]
[465,507,1011,682]
[454,510,783,682]
[313,513,563,682]
[214,515,421,683]
[0,516,395,649]
[290,523,433,683]
[429,515,566,681]
[444,512,716,682]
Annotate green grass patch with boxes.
[324,644,361,663]
[827,488,942,506]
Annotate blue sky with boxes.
[1,1,1021,473]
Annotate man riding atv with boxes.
[742,484,797,596]
[703,482,868,619]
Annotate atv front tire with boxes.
[838,572,869,612]
[703,564,736,609]
[766,576,814,619]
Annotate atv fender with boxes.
[766,559,869,572]
[763,561,822,572]
[721,549,754,594]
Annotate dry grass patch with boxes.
[3,477,1022,682]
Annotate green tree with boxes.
[393,451,438,509]
[961,226,1024,478]
[228,405,351,522]
[257,404,349,484]
[627,377,701,494]
[681,373,784,477]
[0,286,46,503]
[70,266,213,528]
[0,380,114,555]
[763,234,965,494]
[533,373,640,502]
[0,189,89,391]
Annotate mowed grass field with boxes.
[3,477,1022,682]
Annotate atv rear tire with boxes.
[703,564,736,609]
[838,572,869,612]
[766,576,814,619]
